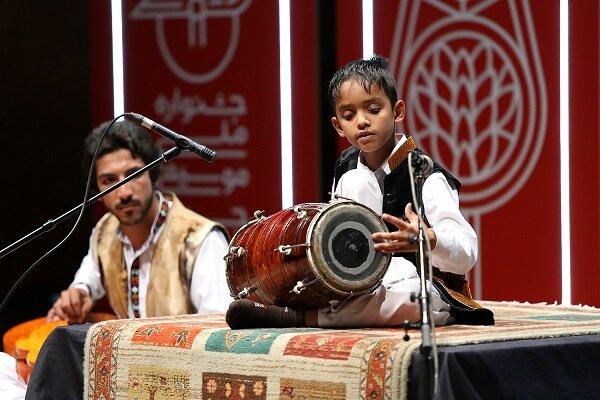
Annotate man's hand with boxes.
[372,203,437,253]
[47,288,94,324]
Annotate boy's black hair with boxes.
[82,119,160,191]
[328,54,398,111]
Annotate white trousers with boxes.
[317,277,451,328]
[0,352,26,400]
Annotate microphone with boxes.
[127,113,216,162]
[410,151,433,177]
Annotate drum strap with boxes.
[387,136,417,170]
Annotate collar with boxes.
[388,135,417,171]
[357,134,416,176]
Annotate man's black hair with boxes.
[328,54,398,112]
[82,119,160,191]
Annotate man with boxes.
[24,119,233,400]
[49,118,232,321]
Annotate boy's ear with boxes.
[394,100,406,122]
[331,116,346,138]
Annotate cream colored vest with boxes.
[91,193,227,318]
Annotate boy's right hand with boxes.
[372,203,437,253]
[47,288,94,324]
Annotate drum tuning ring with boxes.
[293,206,307,219]
[291,280,306,294]
[276,243,310,255]
[229,246,246,257]
[277,245,292,255]
[290,277,322,294]
[328,300,340,313]
[236,286,255,300]
[329,193,353,203]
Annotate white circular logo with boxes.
[131,0,252,84]
[396,21,547,215]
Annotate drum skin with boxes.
[226,202,390,309]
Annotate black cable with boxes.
[0,114,127,315]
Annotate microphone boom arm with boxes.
[128,113,216,162]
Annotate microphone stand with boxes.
[414,166,435,400]
[401,161,436,400]
[0,146,182,260]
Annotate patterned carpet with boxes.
[83,301,600,400]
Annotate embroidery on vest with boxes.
[128,199,170,318]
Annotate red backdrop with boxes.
[90,0,599,306]
[570,0,600,307]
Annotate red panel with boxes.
[121,0,281,233]
[373,1,561,302]
[334,0,362,155]
[291,1,319,204]
[570,0,600,306]
[335,0,362,66]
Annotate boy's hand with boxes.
[372,203,437,253]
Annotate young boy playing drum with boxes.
[226,55,493,328]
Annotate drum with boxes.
[225,200,391,309]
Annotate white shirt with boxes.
[333,135,478,281]
[71,193,232,317]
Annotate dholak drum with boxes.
[225,200,391,309]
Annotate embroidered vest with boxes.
[333,138,494,325]
[91,192,228,318]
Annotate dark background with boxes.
[0,2,93,336]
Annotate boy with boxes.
[226,55,493,328]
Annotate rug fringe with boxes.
[479,299,600,311]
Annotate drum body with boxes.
[225,201,391,308]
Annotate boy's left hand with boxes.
[372,203,437,253]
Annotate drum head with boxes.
[307,201,391,294]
